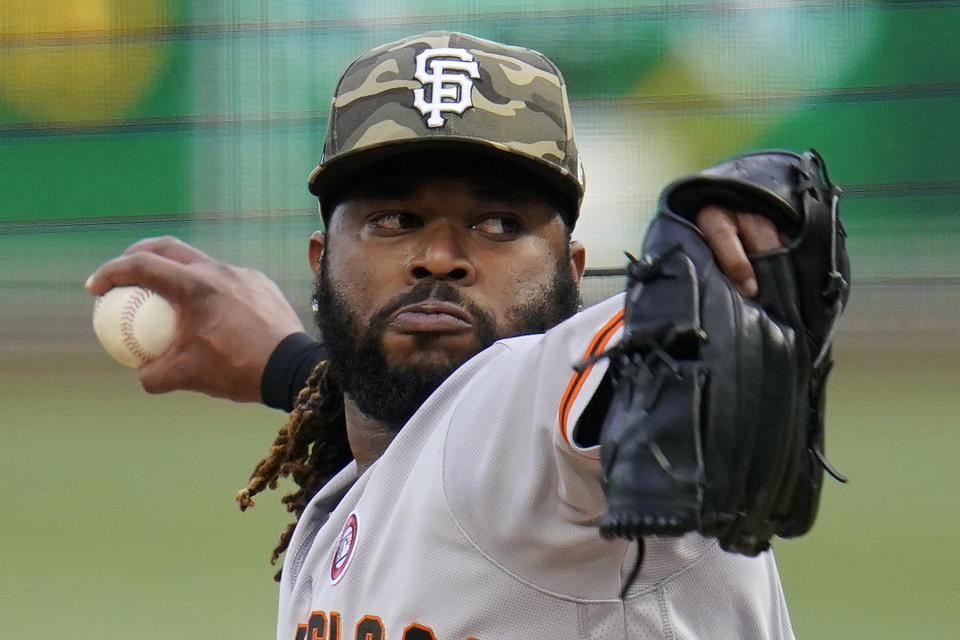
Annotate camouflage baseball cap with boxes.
[307,31,585,227]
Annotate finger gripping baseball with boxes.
[598,149,850,555]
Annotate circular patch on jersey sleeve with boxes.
[330,512,359,584]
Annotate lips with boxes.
[388,300,472,333]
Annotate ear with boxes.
[308,231,325,281]
[569,240,586,283]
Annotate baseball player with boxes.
[87,31,848,640]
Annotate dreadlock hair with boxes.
[236,360,352,581]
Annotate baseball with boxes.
[92,286,177,368]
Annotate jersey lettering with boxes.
[355,615,384,640]
[293,614,476,640]
[307,611,327,640]
[402,623,437,640]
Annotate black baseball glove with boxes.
[591,149,849,556]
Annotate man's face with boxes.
[311,165,584,429]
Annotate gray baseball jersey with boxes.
[277,294,795,640]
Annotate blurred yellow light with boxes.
[0,0,175,123]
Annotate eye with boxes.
[473,215,522,237]
[368,212,422,232]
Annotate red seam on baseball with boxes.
[120,289,155,364]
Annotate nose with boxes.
[405,221,476,284]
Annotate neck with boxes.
[343,397,399,474]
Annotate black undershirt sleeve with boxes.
[260,332,327,412]
[572,371,614,448]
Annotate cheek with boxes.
[484,240,562,319]
[505,261,553,293]
[515,233,565,281]
[324,244,389,322]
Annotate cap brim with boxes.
[307,137,582,224]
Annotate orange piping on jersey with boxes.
[558,308,624,453]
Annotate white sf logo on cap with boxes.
[413,47,481,128]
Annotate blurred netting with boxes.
[1,0,958,353]
[2,5,960,640]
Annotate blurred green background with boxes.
[1,1,958,638]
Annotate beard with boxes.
[313,257,581,431]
